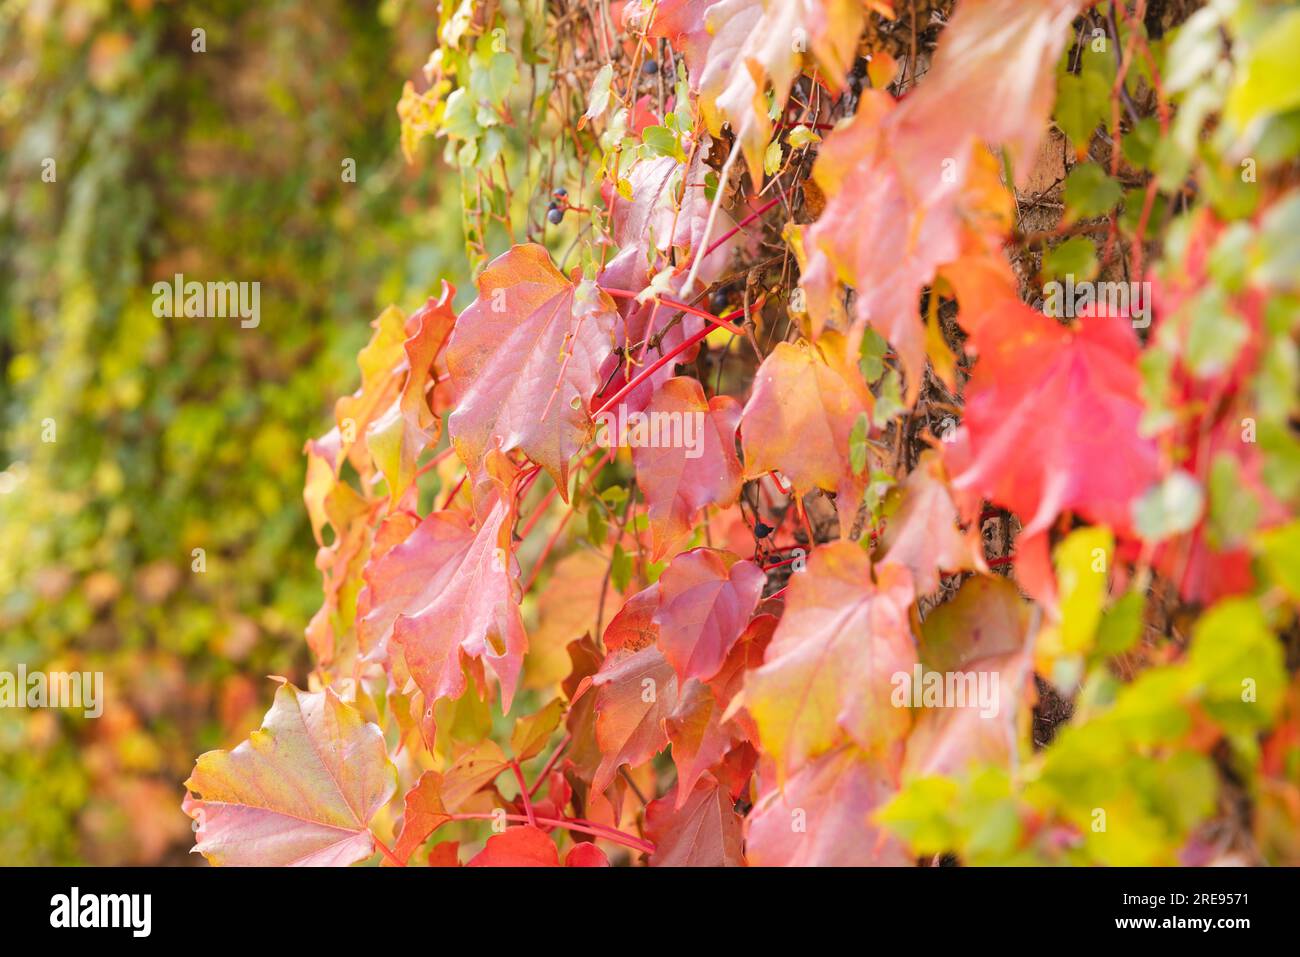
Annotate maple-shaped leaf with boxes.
[631,377,744,560]
[747,746,911,866]
[467,826,560,867]
[368,283,458,504]
[183,682,396,867]
[918,574,1034,673]
[901,650,1034,780]
[653,547,765,683]
[356,509,476,663]
[645,775,744,866]
[880,450,984,594]
[697,0,867,188]
[739,542,917,778]
[740,338,872,533]
[446,244,623,491]
[799,0,1081,400]
[601,146,733,296]
[591,645,680,793]
[665,613,774,804]
[392,770,452,865]
[387,479,528,742]
[950,300,1159,542]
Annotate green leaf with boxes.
[1063,163,1122,223]
[1042,236,1098,283]
[1132,470,1204,543]
[858,326,889,383]
[848,412,869,477]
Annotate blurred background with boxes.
[0,0,462,864]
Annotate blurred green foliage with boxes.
[0,0,461,863]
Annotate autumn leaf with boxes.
[389,479,528,742]
[467,826,560,866]
[799,0,1081,400]
[591,644,680,793]
[739,542,917,778]
[880,449,984,594]
[446,243,622,491]
[950,299,1159,543]
[392,770,452,865]
[653,547,765,683]
[604,582,663,653]
[741,338,873,533]
[746,746,911,866]
[631,377,744,560]
[901,651,1035,780]
[368,282,458,504]
[697,0,866,188]
[645,775,744,866]
[183,683,396,867]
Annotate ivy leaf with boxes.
[653,547,765,684]
[697,0,865,188]
[631,377,743,560]
[392,771,452,865]
[183,683,397,867]
[645,776,744,866]
[468,826,559,866]
[1063,162,1122,223]
[446,244,622,491]
[746,747,911,866]
[880,450,983,595]
[741,339,872,533]
[739,543,917,778]
[591,645,680,793]
[949,267,1158,543]
[389,477,528,742]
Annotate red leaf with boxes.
[880,450,984,594]
[467,826,560,867]
[654,547,765,683]
[630,377,744,560]
[746,747,911,866]
[565,842,610,867]
[392,770,452,865]
[645,776,744,866]
[739,543,916,777]
[446,244,622,490]
[591,645,680,793]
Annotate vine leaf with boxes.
[695,0,867,188]
[654,547,765,684]
[389,465,528,742]
[182,682,397,867]
[632,377,744,560]
[645,775,745,866]
[591,645,680,793]
[799,0,1082,401]
[746,746,911,866]
[368,282,458,504]
[738,542,917,779]
[740,338,872,533]
[880,449,985,594]
[446,243,622,492]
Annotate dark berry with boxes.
[552,186,568,199]
[709,287,730,313]
[753,521,773,539]
[547,206,565,225]
[641,59,659,76]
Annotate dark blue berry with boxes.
[547,206,565,225]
